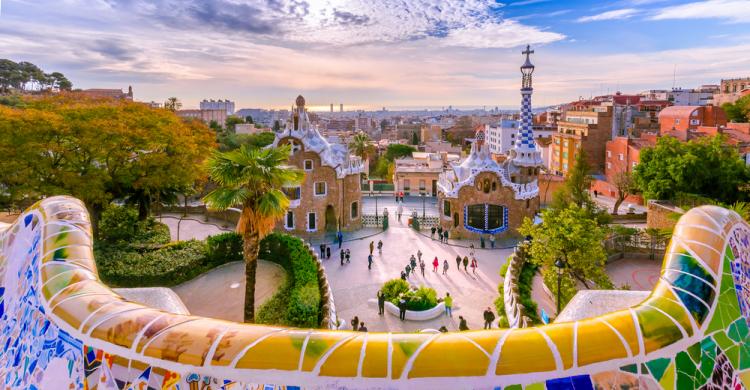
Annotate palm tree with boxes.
[203,144,304,322]
[349,132,373,160]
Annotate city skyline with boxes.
[1,0,749,109]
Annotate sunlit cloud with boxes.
[577,8,639,22]
[650,0,750,23]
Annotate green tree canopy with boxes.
[384,144,416,161]
[633,135,750,203]
[0,59,72,92]
[518,205,614,308]
[721,95,750,123]
[348,132,374,160]
[0,94,215,232]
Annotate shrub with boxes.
[98,205,170,245]
[380,279,437,311]
[381,278,410,301]
[494,259,540,325]
[206,232,243,266]
[497,314,510,328]
[256,233,322,327]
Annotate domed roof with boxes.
[295,95,306,108]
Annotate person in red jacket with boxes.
[432,256,439,272]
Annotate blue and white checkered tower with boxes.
[512,45,544,168]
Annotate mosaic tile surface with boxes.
[0,196,749,389]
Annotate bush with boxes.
[98,205,170,246]
[257,233,322,327]
[380,279,437,311]
[206,232,243,266]
[494,259,541,325]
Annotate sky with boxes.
[0,0,749,110]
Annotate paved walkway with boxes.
[362,195,439,217]
[158,213,233,241]
[606,255,662,291]
[319,222,518,332]
[172,261,286,322]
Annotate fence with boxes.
[604,230,669,260]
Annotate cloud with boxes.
[508,0,550,6]
[577,8,639,22]
[650,0,750,23]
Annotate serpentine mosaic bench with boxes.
[1,196,749,389]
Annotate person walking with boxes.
[351,316,359,331]
[419,259,425,277]
[340,249,345,266]
[455,255,462,271]
[400,270,407,280]
[463,256,469,272]
[470,257,478,275]
[444,293,453,317]
[377,290,386,315]
[443,229,449,243]
[398,297,407,321]
[397,203,403,222]
[337,230,343,248]
[326,245,331,259]
[359,322,368,332]
[432,257,439,272]
[442,259,449,275]
[490,234,495,249]
[368,254,373,270]
[458,316,469,331]
[345,249,351,263]
[369,241,374,256]
[469,243,475,257]
[417,249,422,262]
[480,235,485,249]
[377,240,383,254]
[431,226,436,239]
[483,307,496,329]
[320,243,326,258]
[405,264,411,279]
[399,191,404,202]
[437,226,443,242]
[410,256,417,276]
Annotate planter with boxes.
[369,299,445,321]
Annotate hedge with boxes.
[380,278,438,311]
[256,233,321,328]
[494,260,541,326]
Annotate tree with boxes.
[273,120,281,132]
[245,115,254,124]
[518,206,614,307]
[384,144,416,160]
[0,59,72,93]
[225,116,245,132]
[633,135,750,204]
[411,131,419,145]
[203,145,304,322]
[164,97,182,112]
[0,94,214,235]
[348,132,374,160]
[722,95,750,122]
[612,169,637,215]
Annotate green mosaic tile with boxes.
[524,383,544,390]
[621,364,638,374]
[713,331,735,352]
[728,319,749,343]
[699,340,717,381]
[505,385,522,390]
[676,351,697,389]
[740,342,750,370]
[659,361,676,388]
[641,363,649,375]
[646,358,671,381]
[706,253,743,334]
[687,342,702,363]
[725,345,740,368]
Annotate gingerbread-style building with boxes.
[437,46,543,239]
[272,95,363,236]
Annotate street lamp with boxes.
[370,190,378,225]
[420,192,426,219]
[554,258,565,315]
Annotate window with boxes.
[404,180,411,191]
[607,162,612,169]
[465,204,505,232]
[607,151,611,158]
[562,151,568,159]
[285,211,294,229]
[304,159,313,171]
[283,186,301,200]
[675,119,681,125]
[618,153,624,161]
[632,162,637,168]
[419,180,426,191]
[314,182,327,196]
[350,202,359,219]
[307,212,317,231]
[443,200,451,217]
[563,140,569,147]
[563,162,568,171]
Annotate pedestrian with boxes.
[431,226,436,239]
[469,243,475,257]
[400,270,407,280]
[594,189,598,198]
[369,241,374,255]
[405,264,411,279]
[471,257,478,275]
[377,240,383,254]
[459,316,469,331]
[320,243,326,258]
[368,254,373,270]
[410,256,417,275]
[400,191,404,202]
[438,326,448,333]
[398,297,407,321]
[443,229,449,243]
[377,290,385,315]
[463,256,469,272]
[397,203,403,222]
[326,245,331,259]
[345,249,351,263]
[359,322,368,332]
[480,235,485,249]
[483,307,495,329]
[455,255,462,271]
[437,226,443,241]
[337,230,343,248]
[442,259,449,275]
[419,259,425,277]
[444,293,453,317]
[490,234,496,249]
[432,256,439,272]
[417,249,422,262]
[351,316,359,331]
[340,249,345,266]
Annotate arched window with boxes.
[464,204,506,233]
[491,181,497,191]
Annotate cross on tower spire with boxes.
[522,44,534,58]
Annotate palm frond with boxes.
[203,187,250,210]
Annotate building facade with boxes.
[437,46,542,239]
[176,109,228,128]
[393,152,455,196]
[551,106,613,175]
[272,95,364,236]
[200,99,235,115]
[658,105,727,141]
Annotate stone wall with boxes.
[503,242,532,328]
[438,171,538,239]
[646,200,683,231]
